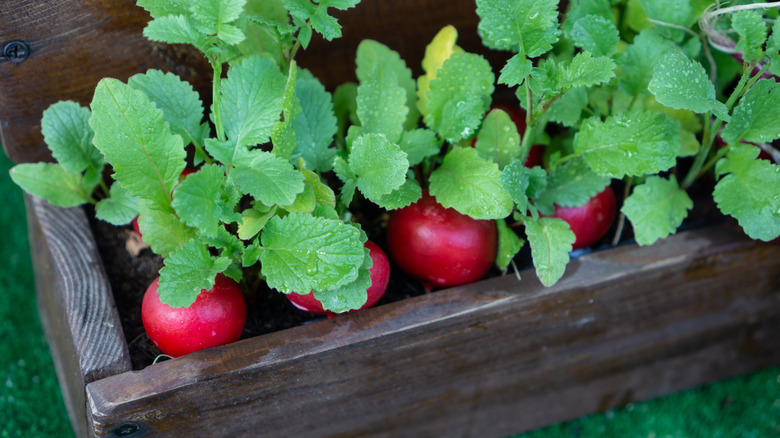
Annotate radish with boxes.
[386,191,497,289]
[545,186,617,250]
[142,274,247,357]
[286,240,391,315]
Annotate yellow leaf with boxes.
[417,25,463,115]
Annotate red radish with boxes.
[545,186,617,250]
[132,167,198,240]
[386,191,497,289]
[142,274,247,357]
[524,144,545,168]
[286,240,391,315]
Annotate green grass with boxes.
[1,151,778,438]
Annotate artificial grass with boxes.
[1,151,778,437]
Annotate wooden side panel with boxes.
[0,0,210,164]
[85,222,780,438]
[27,197,131,438]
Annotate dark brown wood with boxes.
[0,0,211,164]
[26,196,131,438]
[77,220,780,438]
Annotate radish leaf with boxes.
[649,53,729,121]
[476,0,560,57]
[622,175,692,246]
[291,69,338,171]
[158,240,232,307]
[720,79,780,145]
[348,134,409,203]
[732,10,767,65]
[525,217,575,287]
[9,163,93,207]
[571,14,619,56]
[95,182,140,226]
[41,101,102,175]
[474,109,522,169]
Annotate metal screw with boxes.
[112,422,141,437]
[3,40,30,65]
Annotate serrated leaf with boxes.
[333,157,358,207]
[562,51,616,89]
[95,182,140,226]
[137,200,198,257]
[282,0,359,41]
[291,69,338,172]
[525,217,575,287]
[284,180,316,212]
[618,29,677,95]
[496,219,525,272]
[500,161,548,212]
[144,15,203,47]
[9,163,93,207]
[474,109,521,169]
[639,0,691,42]
[535,158,610,214]
[158,240,232,307]
[571,14,619,56]
[476,0,561,57]
[171,164,228,238]
[137,0,191,17]
[313,247,372,313]
[129,70,207,148]
[271,61,301,160]
[89,78,186,209]
[562,0,614,35]
[399,129,440,166]
[732,10,767,64]
[190,0,247,45]
[622,175,692,245]
[229,149,305,206]
[574,110,680,178]
[301,167,336,208]
[417,25,462,116]
[425,52,495,143]
[499,53,534,87]
[219,56,286,149]
[349,134,409,203]
[356,39,419,130]
[547,87,588,127]
[41,101,102,175]
[238,205,277,240]
[356,68,408,144]
[713,145,780,241]
[720,79,780,145]
[242,239,263,267]
[375,178,422,210]
[649,53,729,121]
[429,147,513,220]
[260,213,366,293]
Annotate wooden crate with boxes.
[4,1,780,437]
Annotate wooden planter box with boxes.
[4,1,780,437]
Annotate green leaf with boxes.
[429,147,514,220]
[534,158,611,214]
[547,87,589,127]
[355,39,419,130]
[313,247,372,313]
[648,53,729,121]
[238,205,277,240]
[271,61,301,160]
[260,212,366,293]
[574,110,680,178]
[95,182,140,226]
[333,156,358,207]
[399,129,440,166]
[356,67,408,144]
[562,0,614,35]
[498,53,534,87]
[375,178,423,210]
[496,219,525,272]
[639,0,691,42]
[474,108,521,169]
[713,145,780,241]
[190,0,247,45]
[500,162,548,212]
[301,167,336,208]
[129,70,207,148]
[621,175,692,246]
[291,69,338,172]
[137,200,198,257]
[732,10,767,64]
[571,14,619,56]
[9,163,93,207]
[525,217,575,287]
[476,0,561,57]
[171,164,229,238]
[143,15,203,47]
[137,0,191,17]
[720,79,780,145]
[229,149,305,206]
[424,52,495,143]
[282,0,359,41]
[89,78,186,209]
[158,240,232,308]
[562,51,616,89]
[349,134,409,203]
[219,56,286,149]
[41,101,102,175]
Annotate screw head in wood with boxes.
[111,422,142,437]
[3,40,30,65]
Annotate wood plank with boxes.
[26,196,131,438]
[0,0,210,164]
[84,222,780,437]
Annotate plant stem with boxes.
[211,55,226,142]
[611,176,633,246]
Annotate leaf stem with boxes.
[211,56,226,142]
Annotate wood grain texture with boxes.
[83,222,780,438]
[27,196,131,438]
[0,0,210,164]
